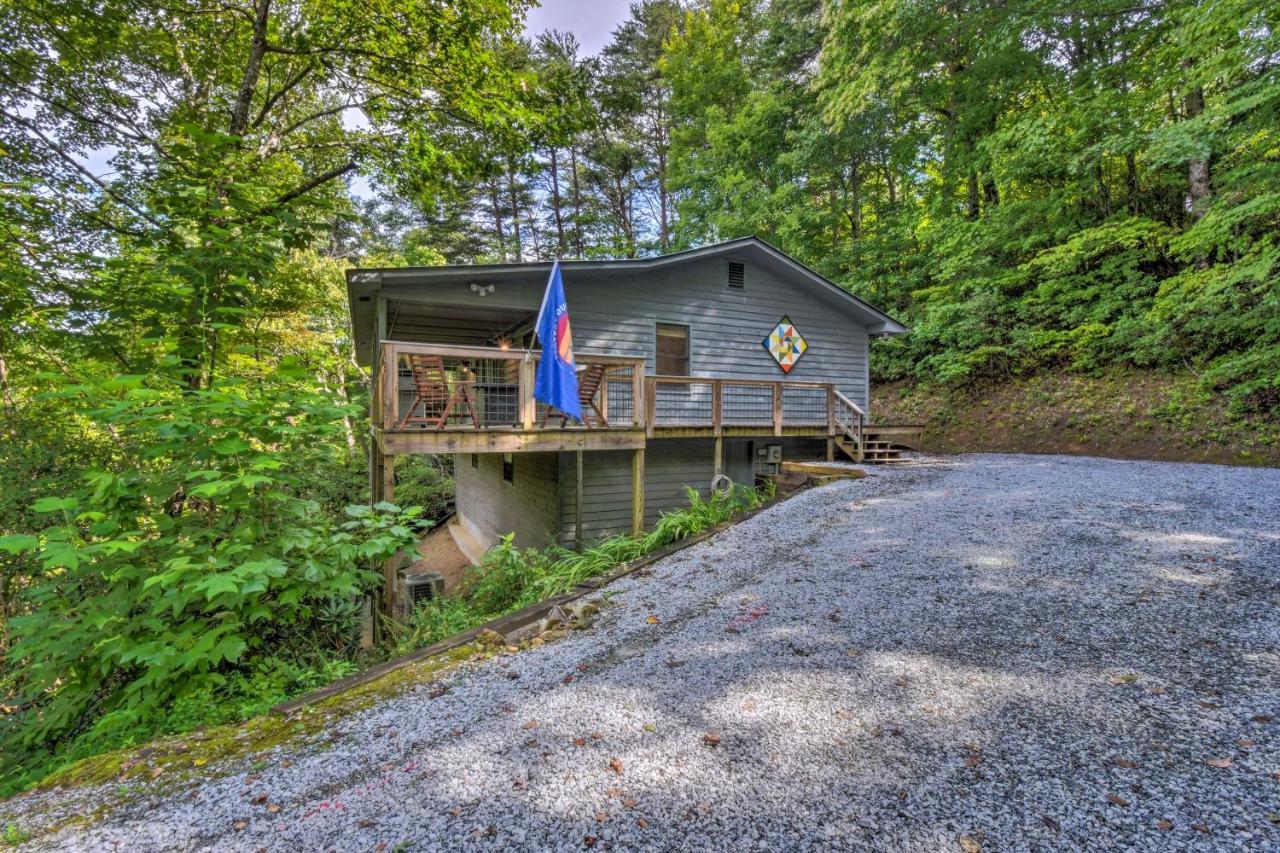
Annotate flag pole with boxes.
[527,258,560,363]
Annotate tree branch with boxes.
[249,61,316,130]
[230,0,272,136]
[2,111,163,229]
[267,160,356,210]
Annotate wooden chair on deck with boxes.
[543,362,609,428]
[397,354,481,430]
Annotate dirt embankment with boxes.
[874,370,1280,467]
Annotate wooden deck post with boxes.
[518,357,536,429]
[575,450,584,552]
[380,454,397,616]
[714,435,723,476]
[772,384,783,436]
[632,365,645,429]
[644,379,656,438]
[631,447,645,534]
[711,379,723,436]
[380,344,397,431]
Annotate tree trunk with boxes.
[1126,151,1140,214]
[230,0,272,137]
[844,161,861,239]
[657,134,670,250]
[1182,60,1210,220]
[1177,85,1208,217]
[548,147,566,255]
[506,157,523,261]
[1095,161,1111,218]
[569,146,584,257]
[488,178,506,260]
[982,172,999,211]
[966,170,980,219]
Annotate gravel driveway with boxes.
[6,453,1280,851]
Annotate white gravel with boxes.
[5,453,1280,851]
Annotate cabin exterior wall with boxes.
[378,257,871,409]
[564,259,870,408]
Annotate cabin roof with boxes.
[346,236,907,363]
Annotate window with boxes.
[470,453,479,469]
[655,322,690,376]
[727,261,745,289]
[502,453,514,484]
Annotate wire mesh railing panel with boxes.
[721,383,773,426]
[782,385,827,425]
[395,355,521,430]
[653,381,713,425]
[602,366,635,425]
[381,343,838,436]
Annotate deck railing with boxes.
[374,341,645,432]
[373,340,865,440]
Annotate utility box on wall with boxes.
[755,443,783,477]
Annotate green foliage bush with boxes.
[0,368,421,796]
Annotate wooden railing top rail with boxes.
[648,374,833,390]
[832,388,867,418]
[378,340,646,368]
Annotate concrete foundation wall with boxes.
[453,451,560,550]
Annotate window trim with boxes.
[654,320,692,377]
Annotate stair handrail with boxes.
[831,390,865,461]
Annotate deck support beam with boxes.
[631,447,645,535]
[378,453,397,617]
[575,450,584,551]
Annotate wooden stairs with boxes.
[829,391,923,464]
[833,425,925,464]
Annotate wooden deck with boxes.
[371,340,873,456]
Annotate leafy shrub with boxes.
[0,369,421,794]
[391,455,456,527]
[395,483,771,656]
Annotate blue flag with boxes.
[533,260,582,422]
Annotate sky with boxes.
[524,0,635,55]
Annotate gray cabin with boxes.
[347,237,908,612]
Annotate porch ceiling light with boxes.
[469,282,496,296]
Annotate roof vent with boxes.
[727,261,745,289]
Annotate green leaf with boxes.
[0,534,39,554]
[31,496,78,513]
[197,575,240,600]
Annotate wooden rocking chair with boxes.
[397,354,481,430]
[542,362,609,428]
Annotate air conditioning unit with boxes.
[403,572,445,612]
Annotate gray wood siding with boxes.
[377,256,873,408]
[558,441,717,542]
[562,259,870,408]
[453,452,560,549]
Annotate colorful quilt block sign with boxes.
[763,315,808,373]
